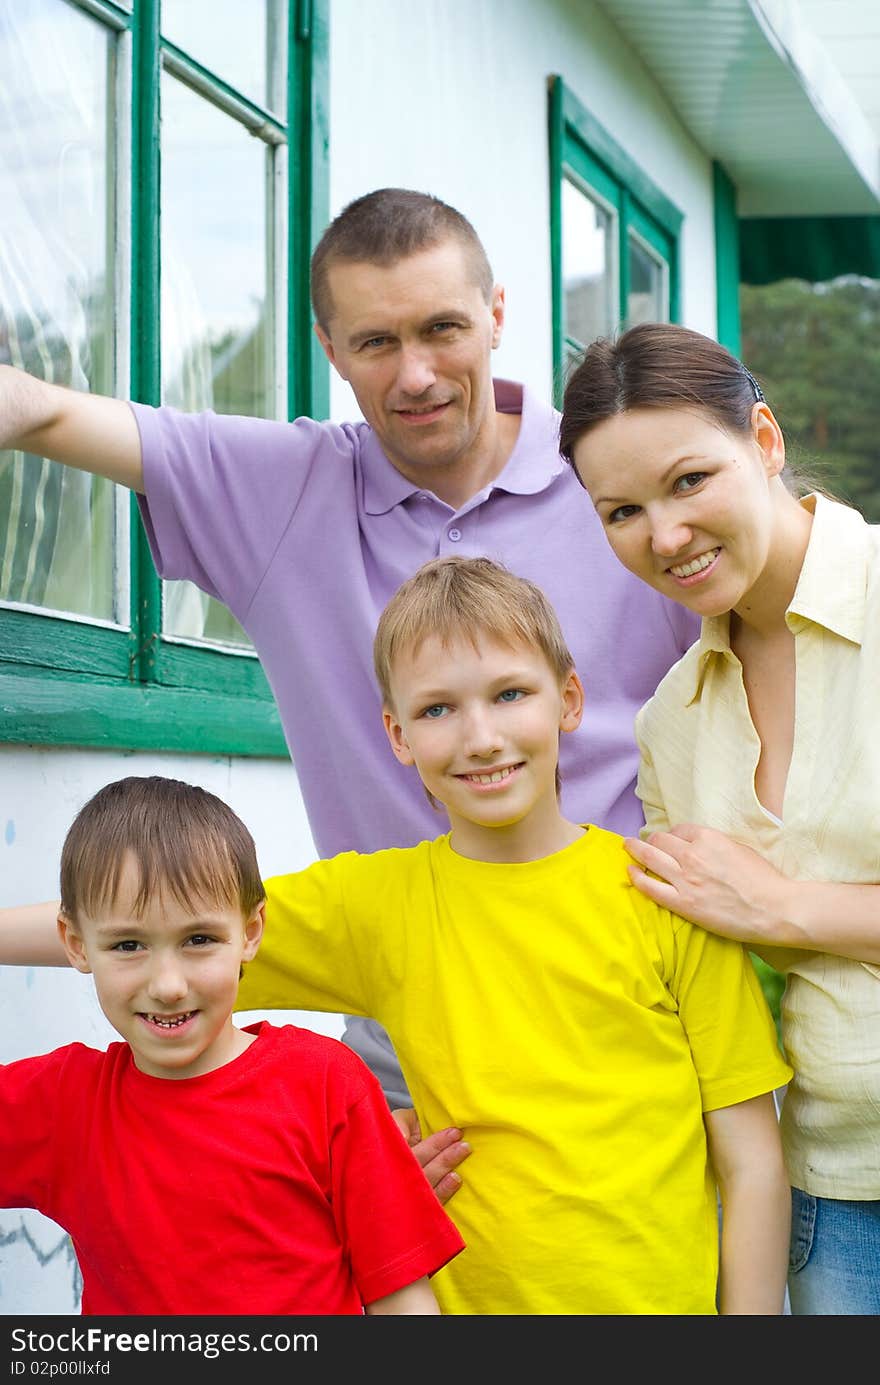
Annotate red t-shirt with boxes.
[1,1021,463,1314]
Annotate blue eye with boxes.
[498,688,525,703]
[422,704,448,719]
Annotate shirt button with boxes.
[448,527,462,542]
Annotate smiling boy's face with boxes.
[58,853,264,1081]
[382,630,583,856]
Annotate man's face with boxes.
[315,239,505,503]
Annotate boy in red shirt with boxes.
[0,775,462,1315]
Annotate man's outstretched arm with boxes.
[0,365,144,492]
[0,901,67,966]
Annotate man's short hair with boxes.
[373,555,575,711]
[310,187,494,330]
[60,776,265,922]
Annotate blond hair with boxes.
[374,556,575,710]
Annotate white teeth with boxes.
[670,548,720,578]
[463,766,515,784]
[147,1013,192,1028]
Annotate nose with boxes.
[462,705,504,759]
[648,506,692,558]
[395,344,437,397]
[146,951,188,1006]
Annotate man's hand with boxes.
[623,823,789,945]
[392,1108,471,1206]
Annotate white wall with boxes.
[1,0,722,1316]
[327,0,718,423]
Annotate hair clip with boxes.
[743,367,765,403]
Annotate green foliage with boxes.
[740,276,880,521]
[749,953,785,1048]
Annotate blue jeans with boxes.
[788,1186,880,1315]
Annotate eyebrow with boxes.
[592,453,714,507]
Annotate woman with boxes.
[558,321,880,1316]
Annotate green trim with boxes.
[740,215,880,286]
[130,0,162,688]
[0,671,287,757]
[548,74,681,402]
[159,41,287,140]
[1,0,328,761]
[560,82,682,239]
[290,0,330,421]
[713,162,741,354]
[548,76,565,401]
[152,640,275,699]
[0,609,130,680]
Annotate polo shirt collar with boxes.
[361,379,564,515]
[685,494,868,704]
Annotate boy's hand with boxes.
[392,1109,471,1206]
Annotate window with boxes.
[549,76,682,399]
[0,0,328,754]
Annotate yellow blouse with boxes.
[635,494,880,1198]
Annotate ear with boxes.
[241,901,265,963]
[58,912,92,975]
[382,707,417,767]
[559,670,585,734]
[751,402,786,479]
[490,283,505,350]
[314,323,347,380]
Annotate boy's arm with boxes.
[364,1276,440,1316]
[0,365,143,491]
[0,902,68,965]
[704,1093,790,1315]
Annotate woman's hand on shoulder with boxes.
[623,823,788,944]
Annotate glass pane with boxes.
[627,234,666,327]
[562,176,615,377]
[160,73,273,647]
[161,0,286,115]
[0,0,122,623]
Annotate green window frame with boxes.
[0,0,328,756]
[548,75,682,404]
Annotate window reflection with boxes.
[161,0,285,115]
[0,0,121,622]
[627,234,667,327]
[160,73,273,647]
[561,177,616,378]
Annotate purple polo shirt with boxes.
[134,380,698,856]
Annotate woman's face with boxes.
[571,404,783,619]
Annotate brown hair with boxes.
[59,776,265,922]
[558,321,837,500]
[310,187,494,330]
[558,322,765,465]
[374,555,575,710]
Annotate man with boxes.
[0,188,699,1198]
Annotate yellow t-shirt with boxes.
[239,826,790,1315]
[635,495,880,1199]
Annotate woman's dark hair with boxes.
[559,321,838,501]
[558,322,764,464]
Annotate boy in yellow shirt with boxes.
[238,554,792,1314]
[0,555,791,1314]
